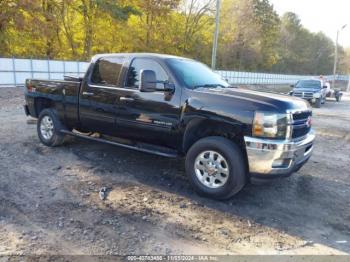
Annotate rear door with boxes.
[79,56,125,135]
[114,57,182,148]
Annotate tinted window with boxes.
[165,58,229,89]
[91,57,124,86]
[126,58,169,89]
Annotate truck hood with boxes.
[194,87,310,113]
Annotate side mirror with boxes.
[158,81,175,92]
[139,70,157,92]
[139,69,175,93]
[323,86,328,89]
[290,85,295,88]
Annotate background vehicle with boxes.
[24,53,315,199]
[326,88,343,102]
[290,79,328,108]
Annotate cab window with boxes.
[91,57,124,86]
[125,58,169,89]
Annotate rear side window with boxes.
[126,58,169,89]
[91,57,124,86]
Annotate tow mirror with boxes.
[139,70,157,92]
[139,70,175,93]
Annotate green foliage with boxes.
[0,0,348,74]
[217,0,280,71]
[95,0,140,20]
[271,12,336,74]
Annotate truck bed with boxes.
[25,78,81,127]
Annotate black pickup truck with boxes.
[24,53,315,199]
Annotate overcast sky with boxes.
[269,0,350,47]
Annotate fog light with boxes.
[272,159,292,168]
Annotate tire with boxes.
[315,98,321,108]
[185,136,246,200]
[37,108,65,147]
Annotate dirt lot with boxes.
[0,87,349,255]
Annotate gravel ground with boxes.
[0,87,349,255]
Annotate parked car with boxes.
[289,79,328,108]
[24,53,315,199]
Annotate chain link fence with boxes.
[1,57,349,90]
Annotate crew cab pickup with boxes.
[24,53,315,199]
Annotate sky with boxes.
[269,0,350,48]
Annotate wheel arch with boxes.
[34,97,54,117]
[182,118,247,156]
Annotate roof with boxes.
[91,53,190,63]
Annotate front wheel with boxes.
[185,137,247,200]
[315,98,321,108]
[37,109,65,147]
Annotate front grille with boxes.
[293,92,314,99]
[291,111,312,139]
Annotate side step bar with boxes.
[60,130,178,158]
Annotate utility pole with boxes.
[332,24,347,89]
[211,0,221,70]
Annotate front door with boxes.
[79,56,125,135]
[115,57,182,149]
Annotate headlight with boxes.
[313,92,321,98]
[252,111,292,139]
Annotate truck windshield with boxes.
[166,58,229,89]
[296,80,321,89]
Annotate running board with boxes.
[60,130,178,158]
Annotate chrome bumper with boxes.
[244,130,315,177]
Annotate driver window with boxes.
[126,58,169,89]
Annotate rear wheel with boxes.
[185,136,246,200]
[37,109,65,147]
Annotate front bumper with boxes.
[244,130,315,178]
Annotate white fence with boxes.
[0,57,348,87]
[217,70,315,85]
[0,58,88,87]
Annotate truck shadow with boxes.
[67,138,350,254]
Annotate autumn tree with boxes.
[79,0,138,59]
[217,0,280,71]
[0,0,32,56]
[272,12,335,74]
[0,0,348,74]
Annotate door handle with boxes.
[120,97,134,102]
[82,91,94,96]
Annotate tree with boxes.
[0,0,32,56]
[273,12,335,74]
[180,0,215,54]
[217,0,279,71]
[79,0,138,59]
[0,0,347,76]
